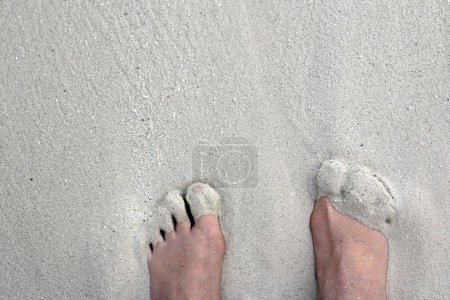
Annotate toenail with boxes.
[193,184,204,194]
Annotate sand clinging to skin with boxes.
[316,159,396,233]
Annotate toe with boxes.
[165,190,190,225]
[186,182,221,220]
[315,196,332,210]
[194,214,222,233]
[154,240,165,251]
[316,160,347,197]
[192,215,226,253]
[149,234,164,252]
[176,220,191,233]
[310,196,332,230]
[165,230,177,241]
[156,206,174,234]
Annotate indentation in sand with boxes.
[316,160,396,232]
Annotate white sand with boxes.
[149,182,221,246]
[1,1,449,299]
[317,159,396,233]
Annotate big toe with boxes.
[186,183,224,238]
[310,196,334,230]
[186,182,221,220]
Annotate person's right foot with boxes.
[310,197,388,300]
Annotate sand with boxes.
[317,159,396,233]
[149,182,221,247]
[1,1,449,299]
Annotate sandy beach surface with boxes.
[1,1,449,299]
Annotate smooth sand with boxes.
[1,1,449,299]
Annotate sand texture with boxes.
[317,159,396,233]
[1,1,449,299]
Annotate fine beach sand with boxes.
[1,1,449,299]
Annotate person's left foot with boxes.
[148,183,226,300]
[310,197,388,300]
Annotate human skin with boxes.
[148,196,388,300]
[148,215,225,300]
[310,197,388,300]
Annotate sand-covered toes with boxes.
[316,159,396,233]
[148,183,225,300]
[149,182,222,250]
[186,182,221,219]
[165,190,190,225]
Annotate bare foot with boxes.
[310,197,388,300]
[148,183,226,300]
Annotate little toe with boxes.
[149,234,164,253]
